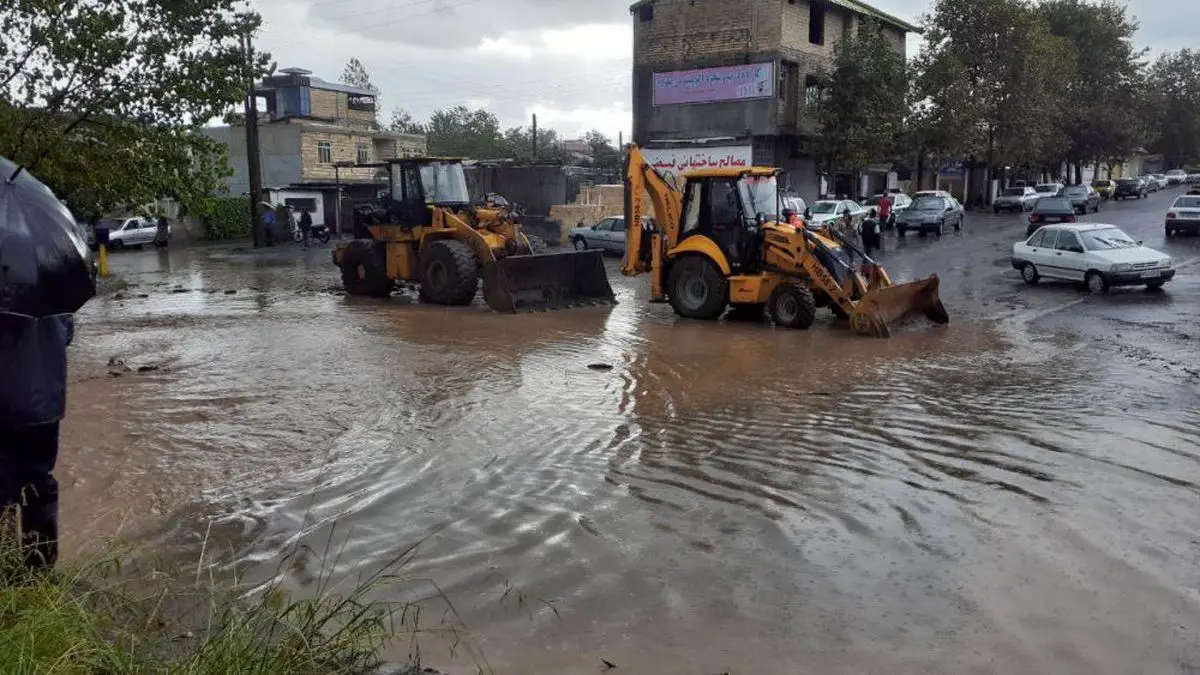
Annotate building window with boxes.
[356,142,370,165]
[638,4,653,21]
[804,75,823,108]
[317,140,332,164]
[809,1,826,45]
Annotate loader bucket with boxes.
[482,249,616,313]
[848,275,949,338]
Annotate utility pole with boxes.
[531,113,538,159]
[243,33,264,248]
[618,131,623,148]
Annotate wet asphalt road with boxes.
[60,187,1199,674]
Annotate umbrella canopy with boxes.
[0,155,95,317]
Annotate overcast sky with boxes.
[253,0,1198,143]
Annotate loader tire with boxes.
[419,239,479,306]
[341,240,392,297]
[768,283,817,330]
[667,255,728,320]
[523,234,550,255]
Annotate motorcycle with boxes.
[292,222,331,244]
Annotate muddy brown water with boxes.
[61,199,1200,674]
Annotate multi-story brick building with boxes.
[205,67,426,231]
[631,0,917,202]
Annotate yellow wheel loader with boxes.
[332,157,615,312]
[622,144,948,337]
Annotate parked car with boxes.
[569,215,650,254]
[96,216,168,249]
[1165,169,1187,184]
[1062,184,1101,214]
[1112,178,1147,200]
[1026,196,1077,236]
[1091,179,1115,199]
[1012,224,1175,292]
[1139,175,1160,193]
[1186,172,1200,185]
[781,195,808,218]
[895,195,964,236]
[806,199,865,230]
[994,186,1041,213]
[1034,183,1064,198]
[911,189,954,200]
[1150,174,1169,190]
[861,193,911,227]
[1165,194,1200,236]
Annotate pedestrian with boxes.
[878,193,892,229]
[154,214,169,248]
[262,206,275,246]
[299,208,313,250]
[862,208,882,256]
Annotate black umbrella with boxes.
[0,155,95,317]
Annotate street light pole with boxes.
[334,164,341,238]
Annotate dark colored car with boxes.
[1062,185,1101,214]
[895,196,965,236]
[1026,196,1077,236]
[1113,178,1147,200]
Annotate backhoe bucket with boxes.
[848,275,949,338]
[482,249,616,313]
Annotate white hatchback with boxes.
[1011,223,1175,292]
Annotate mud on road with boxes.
[60,190,1200,674]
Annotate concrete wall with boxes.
[204,125,304,196]
[465,164,580,244]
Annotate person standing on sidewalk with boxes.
[298,208,313,249]
[0,313,73,572]
[877,193,892,229]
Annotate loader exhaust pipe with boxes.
[482,249,617,313]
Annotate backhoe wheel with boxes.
[419,239,479,305]
[667,256,729,320]
[768,283,817,330]
[523,234,549,255]
[341,240,392,297]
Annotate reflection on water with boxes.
[59,245,1200,674]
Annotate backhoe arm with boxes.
[622,144,682,277]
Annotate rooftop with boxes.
[629,0,921,34]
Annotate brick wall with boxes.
[300,131,380,182]
[633,0,781,66]
[309,88,378,129]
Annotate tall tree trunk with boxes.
[915,148,926,190]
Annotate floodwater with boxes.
[60,193,1200,674]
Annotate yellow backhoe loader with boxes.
[622,144,948,337]
[332,157,615,312]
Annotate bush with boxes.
[202,197,252,241]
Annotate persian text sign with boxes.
[652,62,775,106]
[641,146,753,189]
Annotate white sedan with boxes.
[805,199,865,230]
[1011,223,1175,292]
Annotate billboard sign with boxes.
[640,146,753,190]
[347,94,376,111]
[652,62,775,106]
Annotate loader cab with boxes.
[679,170,779,274]
[387,158,472,227]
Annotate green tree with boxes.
[387,106,425,135]
[813,19,908,172]
[424,105,502,157]
[0,0,268,220]
[1144,49,1200,170]
[1037,0,1146,183]
[339,57,378,93]
[495,125,564,160]
[582,129,622,172]
[915,0,1074,188]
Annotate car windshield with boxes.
[1174,197,1200,208]
[1001,188,1025,196]
[810,202,839,214]
[913,197,946,211]
[1035,185,1057,192]
[1092,181,1111,186]
[1064,187,1087,195]
[1036,197,1073,210]
[737,175,779,220]
[1081,228,1138,250]
[1116,179,1137,186]
[419,161,471,204]
[1168,170,1185,175]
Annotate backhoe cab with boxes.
[334,157,614,312]
[622,144,948,337]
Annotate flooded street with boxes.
[60,190,1200,674]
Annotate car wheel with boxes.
[1021,262,1040,285]
[993,206,1000,214]
[1145,281,1165,291]
[1085,270,1109,294]
[954,216,962,231]
[896,226,907,236]
[573,237,588,251]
